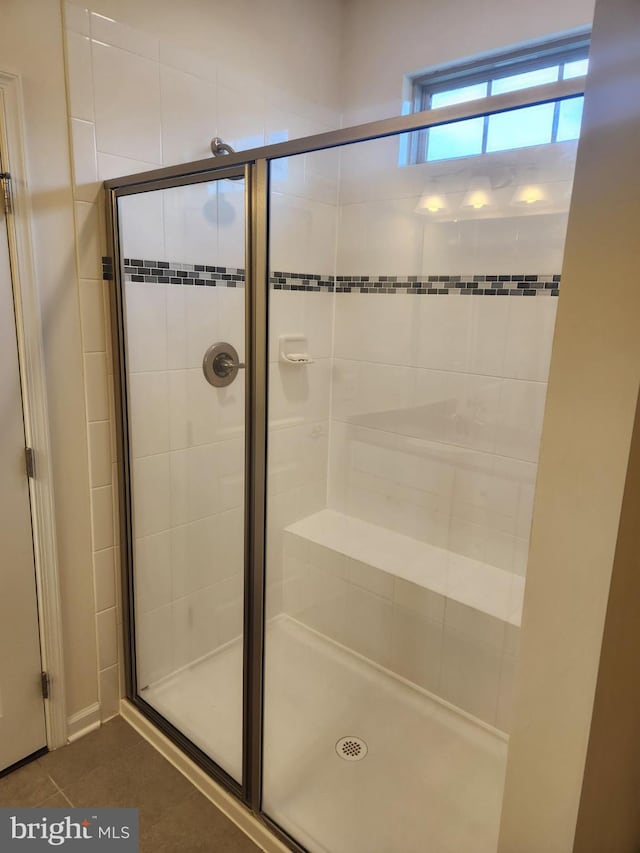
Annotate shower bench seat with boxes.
[284,509,524,627]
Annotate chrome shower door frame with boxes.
[104,73,584,852]
[106,162,265,809]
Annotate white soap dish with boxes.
[279,334,314,364]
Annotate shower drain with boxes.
[335,736,368,761]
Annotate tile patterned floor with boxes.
[0,717,259,852]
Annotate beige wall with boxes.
[573,385,640,851]
[1,0,98,720]
[569,3,640,847]
[498,0,640,848]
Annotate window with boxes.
[411,34,590,163]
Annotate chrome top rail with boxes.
[104,76,585,192]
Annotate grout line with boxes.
[48,774,75,807]
[329,355,549,383]
[124,350,547,381]
[328,419,540,469]
[82,27,161,66]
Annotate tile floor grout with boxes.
[49,774,74,806]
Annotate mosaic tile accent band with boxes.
[271,271,335,292]
[120,259,561,296]
[333,273,560,296]
[123,259,246,287]
[102,256,113,281]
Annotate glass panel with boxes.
[427,116,485,161]
[431,82,488,108]
[563,57,589,79]
[486,102,555,152]
[491,65,558,95]
[262,124,578,851]
[427,83,488,161]
[557,96,585,140]
[118,175,246,784]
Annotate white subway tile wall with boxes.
[66,29,95,121]
[70,119,99,202]
[93,547,116,612]
[266,139,574,733]
[63,0,342,721]
[78,278,107,351]
[279,529,517,729]
[64,0,574,734]
[328,295,555,572]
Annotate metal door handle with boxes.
[214,352,245,375]
[203,342,245,387]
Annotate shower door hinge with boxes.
[0,172,12,215]
[25,446,35,479]
[41,671,50,700]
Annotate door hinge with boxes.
[41,671,50,700]
[0,172,12,215]
[25,446,35,479]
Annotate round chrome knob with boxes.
[202,342,245,387]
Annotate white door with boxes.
[0,173,47,772]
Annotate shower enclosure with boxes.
[106,71,585,853]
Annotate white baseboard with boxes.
[119,699,289,853]
[66,702,101,743]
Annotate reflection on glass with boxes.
[431,82,488,108]
[563,58,589,79]
[557,97,584,141]
[427,116,484,160]
[491,65,558,95]
[120,178,246,784]
[425,57,586,161]
[486,102,555,152]
[262,133,578,853]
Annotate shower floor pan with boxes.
[142,615,507,853]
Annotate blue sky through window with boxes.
[428,117,485,161]
[486,103,555,152]
[421,51,588,161]
[557,97,584,141]
[431,82,488,108]
[491,66,558,95]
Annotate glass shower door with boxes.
[262,119,579,851]
[118,170,247,784]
